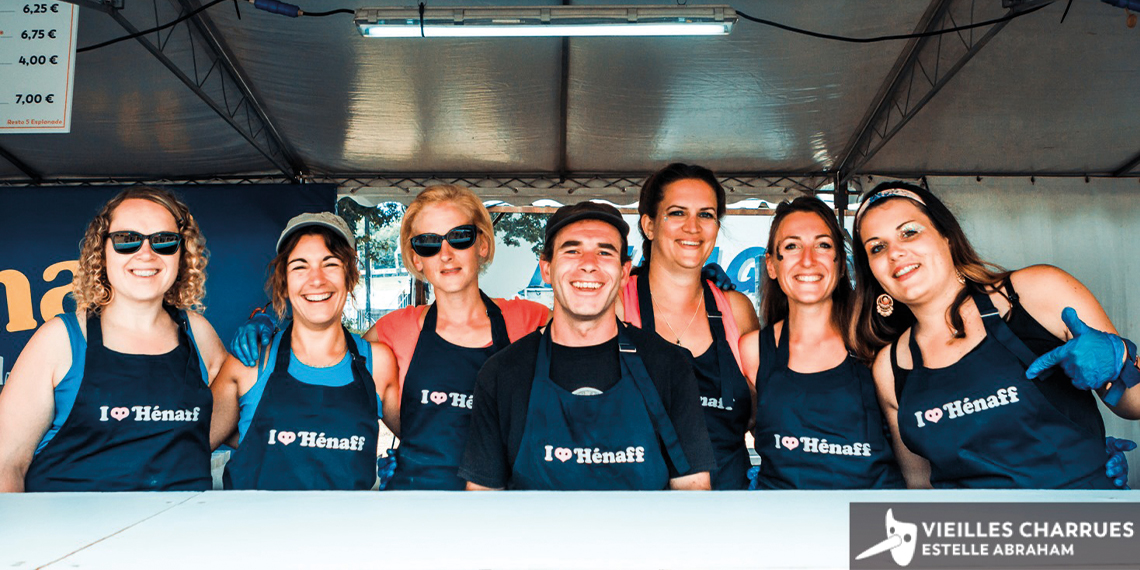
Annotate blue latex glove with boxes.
[1106,436,1136,490]
[1025,308,1126,393]
[702,262,736,292]
[230,312,276,367]
[747,465,761,490]
[377,451,397,490]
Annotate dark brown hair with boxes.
[266,226,360,320]
[850,181,1008,362]
[634,163,726,274]
[760,196,853,343]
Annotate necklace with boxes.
[651,290,704,345]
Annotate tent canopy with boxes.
[2,0,1138,199]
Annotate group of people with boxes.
[0,166,1137,493]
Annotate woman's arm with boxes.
[0,318,71,492]
[369,341,401,437]
[186,312,227,385]
[1012,265,1140,419]
[871,342,932,489]
[725,290,760,337]
[738,329,760,391]
[209,355,253,450]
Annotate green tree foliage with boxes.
[337,198,404,269]
[494,212,551,256]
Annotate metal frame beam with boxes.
[100,0,304,180]
[834,0,1044,185]
[0,145,42,182]
[1113,152,1140,177]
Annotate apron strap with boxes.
[635,272,655,332]
[342,326,377,407]
[479,290,511,352]
[702,281,738,408]
[616,324,693,476]
[756,326,778,395]
[973,291,1039,369]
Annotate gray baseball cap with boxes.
[276,212,355,253]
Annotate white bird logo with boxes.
[855,509,917,567]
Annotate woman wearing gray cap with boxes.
[210,212,398,490]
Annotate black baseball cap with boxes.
[543,202,630,258]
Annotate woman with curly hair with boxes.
[0,186,227,492]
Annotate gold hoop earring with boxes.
[876,293,894,317]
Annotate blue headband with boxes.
[854,188,927,226]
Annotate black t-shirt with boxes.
[459,325,716,489]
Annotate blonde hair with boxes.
[399,185,495,281]
[71,186,208,314]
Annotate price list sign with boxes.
[0,2,79,133]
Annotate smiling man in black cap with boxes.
[460,202,714,490]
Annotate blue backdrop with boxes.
[0,184,336,387]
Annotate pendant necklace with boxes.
[652,290,704,345]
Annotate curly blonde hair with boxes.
[399,185,495,281]
[71,186,208,314]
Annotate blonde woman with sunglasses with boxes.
[0,187,226,492]
[231,185,548,489]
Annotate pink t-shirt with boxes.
[371,298,550,387]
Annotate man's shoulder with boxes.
[483,329,542,377]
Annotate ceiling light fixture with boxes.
[355,5,736,38]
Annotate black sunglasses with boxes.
[409,225,479,257]
[106,231,182,256]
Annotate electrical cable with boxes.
[735,2,1051,44]
[77,0,228,53]
[303,9,354,17]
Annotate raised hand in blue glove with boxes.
[1106,436,1136,490]
[747,465,761,490]
[702,262,736,292]
[377,451,397,490]
[1025,307,1125,392]
[230,311,276,367]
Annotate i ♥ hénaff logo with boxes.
[543,445,646,465]
[267,429,368,451]
[99,405,201,422]
[419,389,473,409]
[850,503,1140,569]
[913,386,1019,428]
[772,433,873,457]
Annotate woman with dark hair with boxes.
[211,213,398,490]
[0,186,227,492]
[739,197,903,489]
[620,163,759,489]
[852,181,1140,488]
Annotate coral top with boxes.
[371,298,550,387]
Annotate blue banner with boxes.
[0,184,335,387]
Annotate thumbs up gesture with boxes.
[1025,307,1126,392]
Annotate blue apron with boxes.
[897,292,1112,489]
[388,291,510,490]
[510,324,692,490]
[25,308,212,492]
[637,277,750,489]
[753,324,903,489]
[224,324,379,490]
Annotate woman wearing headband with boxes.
[739,197,903,489]
[620,163,759,490]
[230,186,548,489]
[211,212,397,490]
[0,187,227,492]
[851,181,1140,488]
